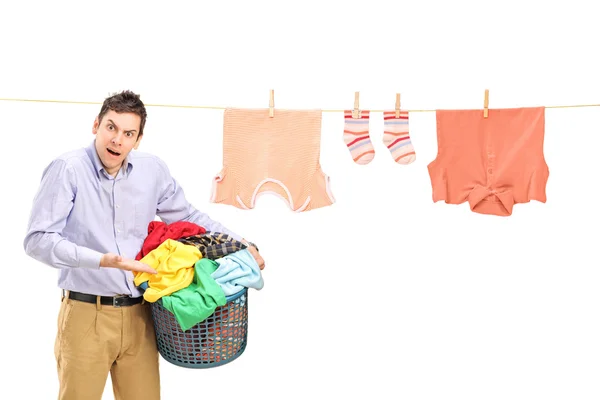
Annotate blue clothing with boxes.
[211,249,264,296]
[24,140,241,297]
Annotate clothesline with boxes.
[1,97,599,113]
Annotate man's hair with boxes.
[97,90,147,137]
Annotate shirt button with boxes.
[116,205,120,208]
[488,169,493,174]
[117,229,121,233]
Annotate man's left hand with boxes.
[243,241,265,270]
[248,245,265,270]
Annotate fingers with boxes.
[101,254,156,274]
[248,246,265,270]
[110,259,157,274]
[131,261,157,274]
[255,252,265,270]
[139,265,157,274]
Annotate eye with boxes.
[126,132,133,137]
[108,125,114,130]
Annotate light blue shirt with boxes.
[24,140,241,297]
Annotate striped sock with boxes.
[343,110,374,165]
[383,110,416,164]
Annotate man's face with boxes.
[92,110,142,176]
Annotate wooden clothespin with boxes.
[352,91,361,119]
[483,89,489,118]
[395,93,401,118]
[269,89,274,118]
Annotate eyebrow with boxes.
[107,119,138,134]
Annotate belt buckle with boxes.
[113,295,128,307]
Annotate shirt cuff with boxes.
[78,247,103,270]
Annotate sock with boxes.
[383,110,416,164]
[343,110,374,165]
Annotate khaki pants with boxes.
[54,293,161,400]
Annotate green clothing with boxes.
[161,258,227,331]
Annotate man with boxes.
[23,90,264,400]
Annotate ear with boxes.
[134,134,143,150]
[92,117,99,135]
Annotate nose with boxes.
[111,133,123,146]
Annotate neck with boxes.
[107,162,123,177]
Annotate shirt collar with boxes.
[86,139,134,178]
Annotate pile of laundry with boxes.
[133,221,264,331]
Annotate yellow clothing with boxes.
[134,239,202,302]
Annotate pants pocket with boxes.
[60,301,97,350]
[57,298,74,335]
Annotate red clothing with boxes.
[135,221,206,260]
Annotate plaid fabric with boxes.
[177,232,248,260]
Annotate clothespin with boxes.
[269,89,274,118]
[352,91,361,119]
[483,89,489,118]
[395,93,401,118]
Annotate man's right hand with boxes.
[100,253,157,274]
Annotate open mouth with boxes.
[107,148,121,157]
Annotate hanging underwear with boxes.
[210,108,335,212]
[427,107,549,216]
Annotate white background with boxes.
[1,1,599,399]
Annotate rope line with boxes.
[1,97,599,112]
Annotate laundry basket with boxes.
[149,288,249,368]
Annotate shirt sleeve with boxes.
[154,158,243,241]
[23,159,103,270]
